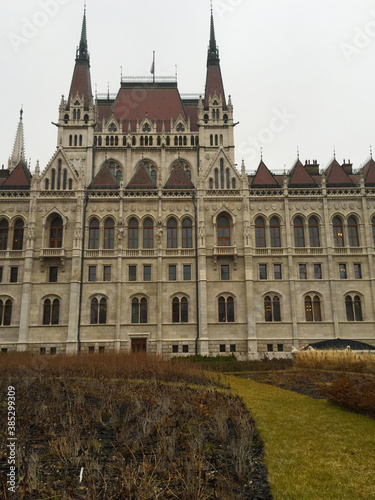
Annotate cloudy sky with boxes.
[1,0,375,174]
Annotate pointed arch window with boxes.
[167,218,178,249]
[348,216,359,247]
[51,169,56,190]
[305,295,322,322]
[182,218,192,249]
[89,219,99,249]
[372,216,375,245]
[128,219,139,249]
[132,297,148,324]
[264,296,281,322]
[345,295,362,322]
[255,217,266,248]
[43,298,60,325]
[218,296,235,323]
[49,217,63,248]
[172,297,188,323]
[333,217,344,247]
[214,168,219,189]
[12,219,24,250]
[217,215,230,247]
[0,220,9,250]
[226,168,230,189]
[220,159,225,188]
[63,169,67,190]
[308,217,320,247]
[294,217,305,247]
[104,219,115,249]
[270,217,281,248]
[0,299,12,326]
[143,219,154,249]
[91,297,107,324]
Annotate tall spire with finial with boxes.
[8,108,26,171]
[208,0,219,65]
[78,1,89,61]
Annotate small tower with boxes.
[8,108,26,171]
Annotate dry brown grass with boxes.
[294,349,375,373]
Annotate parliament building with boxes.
[1,8,375,358]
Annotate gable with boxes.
[164,164,194,189]
[288,160,317,187]
[40,148,79,190]
[1,162,31,189]
[251,161,280,188]
[325,159,354,186]
[89,164,118,189]
[363,158,375,186]
[126,164,156,189]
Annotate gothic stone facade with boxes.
[1,11,375,358]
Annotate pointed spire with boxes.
[78,1,89,61]
[204,4,226,107]
[208,1,219,65]
[8,108,26,171]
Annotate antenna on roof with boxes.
[333,145,336,160]
[370,145,373,159]
[260,147,263,161]
[297,145,299,160]
[120,66,123,79]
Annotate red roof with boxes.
[89,165,117,189]
[164,164,194,189]
[126,164,156,189]
[325,159,354,186]
[289,160,317,187]
[2,163,31,189]
[251,161,280,187]
[69,60,92,109]
[205,64,226,107]
[363,157,375,185]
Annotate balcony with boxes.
[213,245,238,269]
[39,248,66,272]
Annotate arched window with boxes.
[333,217,344,247]
[132,297,148,324]
[68,179,73,190]
[143,219,154,249]
[79,135,83,146]
[74,135,78,147]
[305,295,322,322]
[191,136,195,146]
[264,296,281,322]
[372,216,375,245]
[255,217,266,248]
[132,136,136,146]
[91,297,107,324]
[217,215,230,247]
[220,159,224,189]
[174,136,178,146]
[115,136,118,146]
[232,178,236,189]
[182,218,192,249]
[218,296,235,323]
[209,178,213,189]
[12,219,24,250]
[214,168,219,189]
[345,295,362,321]
[63,169,67,190]
[294,217,305,247]
[123,136,127,146]
[166,136,170,146]
[98,136,102,146]
[0,299,12,326]
[49,217,63,248]
[43,298,60,325]
[45,179,49,190]
[215,135,218,146]
[308,217,320,247]
[104,219,115,249]
[270,217,281,248]
[167,219,178,249]
[0,219,9,250]
[128,219,139,249]
[348,216,359,247]
[51,169,56,190]
[150,169,157,185]
[89,219,99,249]
[226,168,230,189]
[172,297,188,323]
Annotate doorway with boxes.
[131,338,147,353]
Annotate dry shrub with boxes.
[295,350,375,373]
[321,375,375,418]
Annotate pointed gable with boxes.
[289,160,317,187]
[251,161,280,188]
[325,159,354,186]
[89,165,118,189]
[362,157,375,186]
[126,165,157,190]
[164,165,194,189]
[2,163,31,189]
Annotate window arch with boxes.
[182,218,192,249]
[255,217,266,248]
[217,215,231,247]
[294,217,305,247]
[91,297,107,324]
[372,216,375,245]
[348,216,359,247]
[45,179,49,190]
[0,299,12,326]
[172,297,188,323]
[226,168,230,189]
[214,168,219,189]
[49,216,63,248]
[305,295,322,322]
[333,216,344,247]
[270,217,281,248]
[218,296,235,323]
[89,219,99,249]
[108,161,123,186]
[167,218,178,248]
[143,218,154,249]
[12,219,24,250]
[308,217,320,247]
[128,219,139,249]
[264,295,281,322]
[43,298,60,325]
[51,168,56,190]
[0,219,9,250]
[104,219,115,249]
[132,297,148,324]
[345,295,362,322]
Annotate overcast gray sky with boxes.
[1,0,375,174]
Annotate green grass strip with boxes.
[226,375,375,500]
